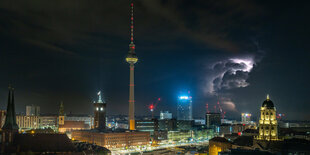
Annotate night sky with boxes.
[0,0,309,120]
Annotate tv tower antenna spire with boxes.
[126,0,138,131]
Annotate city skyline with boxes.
[0,0,309,120]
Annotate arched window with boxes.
[266,112,269,115]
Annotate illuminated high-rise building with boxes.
[241,113,251,123]
[126,1,138,130]
[257,94,278,141]
[177,93,193,121]
[94,91,106,130]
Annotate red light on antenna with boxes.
[158,98,161,101]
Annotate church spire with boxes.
[267,94,270,100]
[2,86,19,130]
[59,101,64,116]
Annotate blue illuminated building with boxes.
[177,93,193,120]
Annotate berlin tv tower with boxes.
[126,0,138,131]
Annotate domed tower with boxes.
[126,1,138,131]
[257,94,278,141]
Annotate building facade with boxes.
[72,130,150,149]
[26,105,40,116]
[65,114,93,128]
[39,115,58,131]
[209,137,232,155]
[241,113,251,123]
[257,95,278,141]
[177,94,193,121]
[0,110,5,128]
[206,113,221,128]
[16,115,39,130]
[160,111,172,120]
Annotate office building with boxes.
[16,115,39,130]
[160,111,172,120]
[26,105,40,116]
[158,119,177,131]
[136,119,159,132]
[39,115,58,131]
[72,130,150,149]
[206,113,221,128]
[177,120,194,130]
[177,94,193,120]
[241,113,251,123]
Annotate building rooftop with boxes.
[59,121,89,129]
[210,137,231,143]
[13,133,76,152]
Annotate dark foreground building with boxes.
[0,87,97,154]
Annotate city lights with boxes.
[179,96,189,100]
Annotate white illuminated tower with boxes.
[126,1,138,131]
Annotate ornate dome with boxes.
[262,94,274,108]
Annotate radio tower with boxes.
[126,0,138,131]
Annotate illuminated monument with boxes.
[126,1,138,130]
[94,91,106,130]
[72,2,150,149]
[257,94,278,141]
[177,92,193,120]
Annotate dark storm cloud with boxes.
[0,0,264,55]
[0,0,309,120]
[140,0,264,52]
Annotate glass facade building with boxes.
[177,94,193,120]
